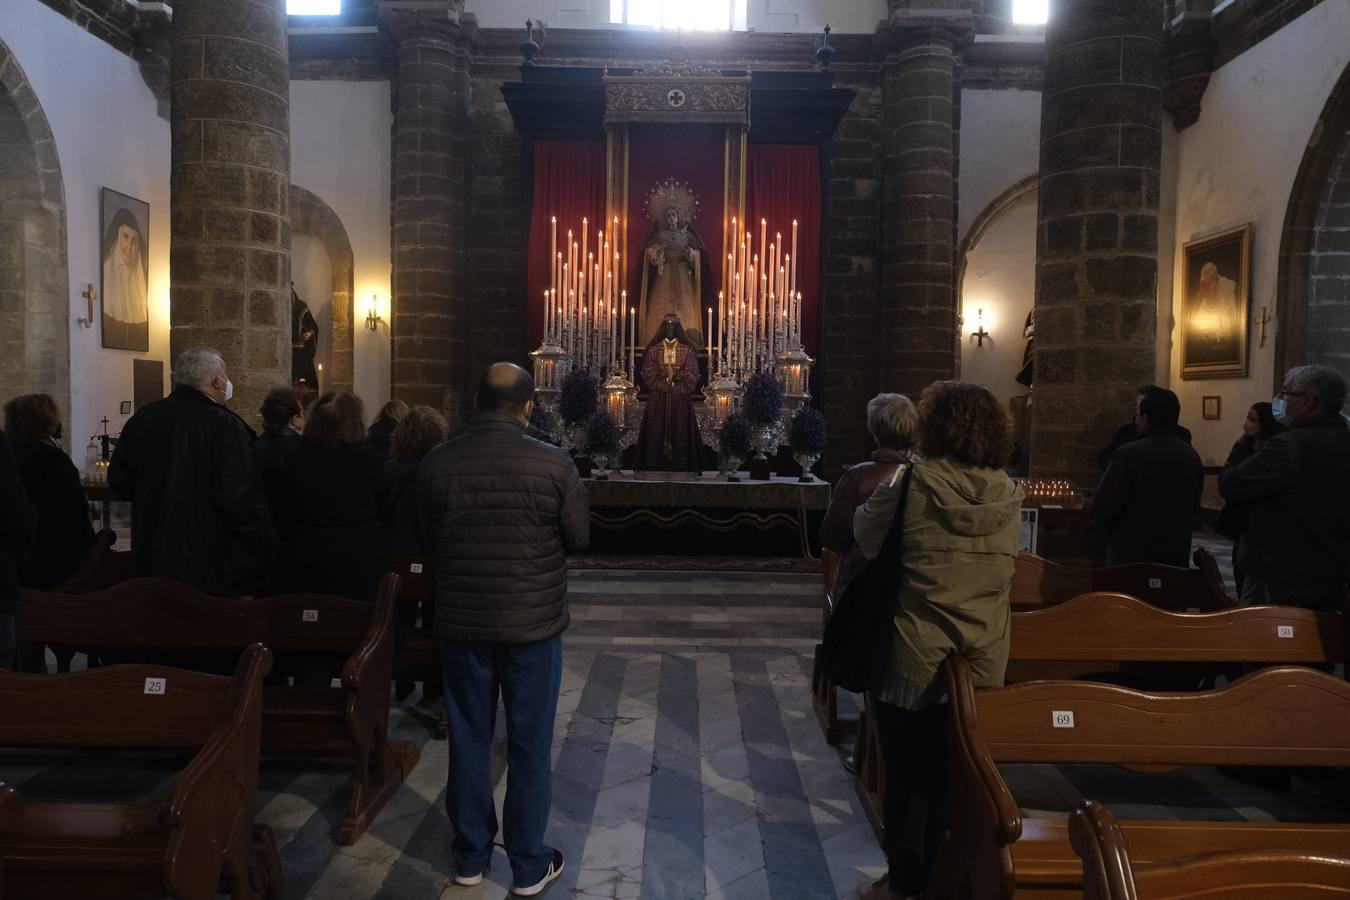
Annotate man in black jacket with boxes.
[1096,384,1194,470]
[0,430,36,669]
[1220,365,1350,609]
[109,347,272,597]
[1094,388,1204,567]
[417,362,588,897]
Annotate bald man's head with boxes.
[476,362,535,417]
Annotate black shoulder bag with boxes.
[818,465,914,693]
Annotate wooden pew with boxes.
[17,528,129,673]
[933,656,1350,900]
[1070,799,1350,900]
[1010,549,1236,612]
[811,548,848,743]
[15,574,415,846]
[386,556,447,740]
[851,595,1344,840]
[0,644,282,900]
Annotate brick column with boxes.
[1029,0,1164,485]
[382,5,472,421]
[878,12,972,397]
[170,0,290,419]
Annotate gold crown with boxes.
[645,177,700,226]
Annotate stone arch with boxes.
[955,174,1039,374]
[0,40,71,422]
[288,184,354,392]
[1275,60,1350,391]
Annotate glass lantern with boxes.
[600,370,639,431]
[530,341,571,407]
[774,346,814,415]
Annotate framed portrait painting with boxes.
[100,187,150,352]
[1180,224,1252,379]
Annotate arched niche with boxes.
[1275,60,1350,390]
[288,184,354,393]
[956,174,1038,393]
[0,39,71,421]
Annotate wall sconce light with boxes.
[972,308,991,347]
[365,294,383,332]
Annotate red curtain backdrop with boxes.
[625,124,727,346]
[527,140,607,349]
[745,145,821,356]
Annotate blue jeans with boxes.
[439,634,562,887]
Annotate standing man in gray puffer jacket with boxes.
[416,362,589,897]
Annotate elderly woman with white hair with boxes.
[819,393,919,594]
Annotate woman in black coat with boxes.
[278,391,385,602]
[382,405,449,556]
[1216,401,1284,594]
[3,394,94,590]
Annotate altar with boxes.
[583,470,831,559]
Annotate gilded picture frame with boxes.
[1180,224,1252,380]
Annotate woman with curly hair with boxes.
[383,405,449,556]
[851,381,1023,900]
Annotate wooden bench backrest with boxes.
[1071,800,1350,900]
[0,645,272,900]
[1011,551,1235,612]
[1009,592,1343,664]
[386,557,430,602]
[18,574,400,655]
[948,656,1350,768]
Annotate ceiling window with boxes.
[1012,0,1049,25]
[288,0,341,14]
[611,0,748,30]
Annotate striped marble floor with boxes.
[8,555,1343,900]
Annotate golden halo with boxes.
[645,177,700,226]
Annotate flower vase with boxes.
[793,452,820,483]
[592,451,611,480]
[748,425,776,481]
[722,454,743,482]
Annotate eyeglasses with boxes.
[1275,389,1310,399]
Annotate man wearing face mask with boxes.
[109,346,273,597]
[1220,365,1350,609]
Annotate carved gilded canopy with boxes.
[603,54,751,127]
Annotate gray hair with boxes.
[866,392,918,450]
[1287,364,1347,414]
[172,347,226,389]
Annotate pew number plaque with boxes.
[144,677,167,695]
[1277,625,1294,638]
[1052,710,1075,728]
[302,609,319,622]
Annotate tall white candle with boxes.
[790,219,799,306]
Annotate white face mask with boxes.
[1272,396,1290,426]
[222,378,234,403]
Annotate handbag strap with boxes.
[877,464,916,557]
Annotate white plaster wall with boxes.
[959,191,1036,404]
[288,79,392,414]
[0,0,170,454]
[291,234,332,380]
[465,0,886,33]
[958,87,1042,242]
[1169,0,1350,465]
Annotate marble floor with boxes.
[6,544,1343,900]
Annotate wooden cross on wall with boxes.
[1257,306,1271,347]
[78,282,98,329]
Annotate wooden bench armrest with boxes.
[160,644,271,900]
[0,783,23,835]
[342,573,400,732]
[1069,801,1136,900]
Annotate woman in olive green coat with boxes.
[852,381,1023,900]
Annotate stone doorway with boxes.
[0,39,70,420]
[1277,60,1350,388]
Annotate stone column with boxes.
[878,11,972,397]
[381,3,472,421]
[170,0,291,419]
[1029,0,1164,485]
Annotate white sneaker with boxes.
[453,871,483,887]
[511,850,564,896]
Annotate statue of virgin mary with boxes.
[638,178,710,347]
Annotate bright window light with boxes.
[288,0,341,14]
[1012,0,1048,25]
[612,0,747,30]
